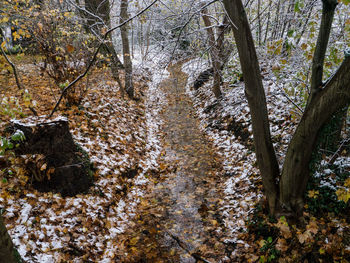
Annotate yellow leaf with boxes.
[336,189,350,203]
[308,190,319,198]
[344,178,350,188]
[211,220,218,226]
[319,247,325,255]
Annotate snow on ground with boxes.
[182,57,297,255]
[1,48,170,262]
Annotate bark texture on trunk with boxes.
[84,0,124,89]
[223,0,280,214]
[120,0,134,98]
[309,0,338,103]
[201,7,222,98]
[280,56,350,215]
[0,216,17,263]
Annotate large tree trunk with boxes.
[222,0,280,215]
[0,216,17,263]
[280,56,350,215]
[120,0,134,98]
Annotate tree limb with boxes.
[308,0,338,104]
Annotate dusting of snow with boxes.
[182,56,297,255]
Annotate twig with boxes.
[278,91,304,115]
[49,0,159,118]
[328,138,349,165]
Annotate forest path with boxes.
[117,63,229,262]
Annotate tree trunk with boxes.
[201,7,222,99]
[308,0,338,103]
[6,116,94,196]
[264,0,273,43]
[0,216,17,263]
[120,0,134,98]
[222,0,280,215]
[84,0,124,89]
[280,57,350,215]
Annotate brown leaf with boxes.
[276,238,289,252]
[66,44,75,53]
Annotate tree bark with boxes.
[84,0,124,89]
[120,0,134,98]
[308,0,338,103]
[201,7,222,99]
[223,0,280,215]
[0,216,17,263]
[280,56,350,215]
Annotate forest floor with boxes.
[0,54,349,262]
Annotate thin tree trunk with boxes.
[140,21,144,57]
[308,0,338,103]
[257,0,261,46]
[296,2,316,45]
[223,0,280,215]
[272,0,281,40]
[264,0,273,43]
[145,15,152,59]
[201,7,222,98]
[280,0,295,39]
[0,216,17,263]
[217,16,230,67]
[120,0,134,98]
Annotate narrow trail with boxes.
[117,63,229,262]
